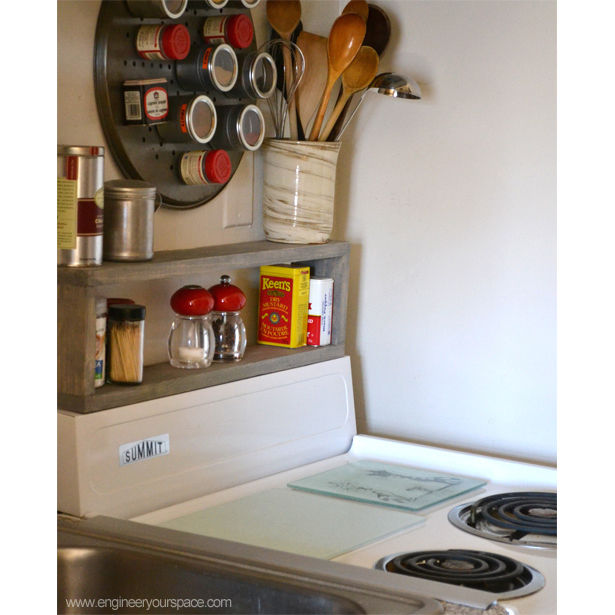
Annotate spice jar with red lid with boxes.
[135,24,191,61]
[179,150,232,185]
[168,285,215,369]
[208,275,247,361]
[202,14,254,49]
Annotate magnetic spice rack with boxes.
[94,0,258,209]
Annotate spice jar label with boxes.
[179,103,188,133]
[144,86,168,120]
[201,47,213,71]
[136,25,165,60]
[57,178,78,249]
[124,90,142,122]
[202,16,227,45]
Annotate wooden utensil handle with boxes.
[319,90,352,141]
[308,75,335,141]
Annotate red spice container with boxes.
[135,24,191,61]
[202,14,254,49]
[179,150,232,185]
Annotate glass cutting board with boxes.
[288,460,486,511]
[158,487,424,560]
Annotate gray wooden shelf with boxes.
[58,240,350,413]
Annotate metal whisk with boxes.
[259,39,305,139]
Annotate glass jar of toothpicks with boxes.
[107,304,146,385]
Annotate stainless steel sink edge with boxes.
[58,515,444,615]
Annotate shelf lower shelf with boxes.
[58,343,346,413]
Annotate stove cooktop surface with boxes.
[447,491,557,549]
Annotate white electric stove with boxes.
[58,357,556,614]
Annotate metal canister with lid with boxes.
[103,180,159,262]
[210,104,265,151]
[176,44,238,94]
[228,51,277,100]
[57,145,105,267]
[156,95,217,145]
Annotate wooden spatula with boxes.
[295,31,328,138]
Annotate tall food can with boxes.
[57,145,104,267]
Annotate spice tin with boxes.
[202,14,254,49]
[135,24,191,61]
[123,78,169,125]
[307,278,334,347]
[229,51,277,100]
[103,180,159,262]
[156,95,217,144]
[176,44,238,93]
[211,104,265,151]
[179,150,232,185]
[257,265,310,348]
[57,145,104,267]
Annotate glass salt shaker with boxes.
[208,275,247,361]
[168,285,215,369]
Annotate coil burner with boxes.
[448,491,557,549]
[377,549,545,600]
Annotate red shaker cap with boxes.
[170,285,214,316]
[205,149,232,184]
[162,24,191,60]
[209,275,246,311]
[226,14,253,49]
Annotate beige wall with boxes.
[58,0,556,464]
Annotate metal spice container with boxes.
[57,145,105,267]
[103,180,159,262]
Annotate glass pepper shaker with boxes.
[168,285,215,369]
[208,275,247,361]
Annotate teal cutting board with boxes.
[158,487,424,559]
[288,460,486,511]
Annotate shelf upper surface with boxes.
[58,240,350,287]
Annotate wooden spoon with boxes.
[319,46,379,141]
[295,31,328,137]
[266,0,302,140]
[327,3,392,141]
[308,13,366,142]
[341,0,369,21]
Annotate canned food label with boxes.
[144,86,168,120]
[179,103,188,133]
[77,198,103,236]
[136,25,165,60]
[202,16,227,44]
[57,178,78,249]
[124,90,142,121]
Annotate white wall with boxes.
[57,0,556,464]
[331,0,556,464]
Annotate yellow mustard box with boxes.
[257,265,310,348]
